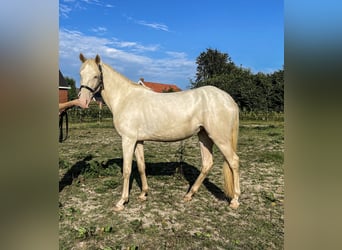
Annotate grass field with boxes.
[59,118,284,249]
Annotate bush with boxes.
[240,111,284,121]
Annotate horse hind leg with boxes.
[135,141,148,201]
[217,141,240,209]
[184,129,214,201]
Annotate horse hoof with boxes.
[113,204,125,212]
[229,200,240,209]
[138,195,147,201]
[183,195,192,202]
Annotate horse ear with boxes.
[95,54,101,64]
[79,53,87,62]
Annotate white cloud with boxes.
[166,51,187,58]
[81,0,95,3]
[104,47,150,65]
[90,26,107,34]
[59,4,72,18]
[81,0,101,5]
[136,20,169,32]
[59,29,158,58]
[59,29,195,88]
[59,0,113,18]
[125,15,169,32]
[80,0,114,7]
[111,39,159,52]
[59,29,110,56]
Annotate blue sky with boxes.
[59,0,283,90]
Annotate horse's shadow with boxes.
[59,156,226,201]
[59,154,93,192]
[59,156,123,192]
[143,161,227,201]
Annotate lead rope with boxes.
[59,110,69,142]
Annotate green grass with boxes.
[59,119,284,249]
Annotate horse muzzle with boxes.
[78,91,91,109]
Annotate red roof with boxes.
[139,79,181,93]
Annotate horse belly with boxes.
[138,112,201,142]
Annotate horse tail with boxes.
[223,160,234,199]
[223,107,239,200]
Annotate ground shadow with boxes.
[59,154,93,192]
[59,155,122,192]
[59,157,227,201]
[101,158,227,201]
[145,161,227,201]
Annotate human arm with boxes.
[59,99,81,114]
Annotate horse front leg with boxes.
[113,137,136,212]
[135,141,148,201]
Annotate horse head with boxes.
[78,53,103,108]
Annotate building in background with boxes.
[59,70,70,103]
[138,78,181,93]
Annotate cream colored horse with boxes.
[78,54,240,211]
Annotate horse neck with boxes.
[101,63,136,113]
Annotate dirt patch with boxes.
[59,120,284,249]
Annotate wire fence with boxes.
[66,102,112,123]
[66,102,284,123]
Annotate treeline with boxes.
[190,48,284,112]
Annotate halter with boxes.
[79,64,104,96]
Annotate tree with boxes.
[247,69,284,113]
[190,48,284,112]
[228,67,257,111]
[269,68,284,112]
[253,72,270,111]
[194,48,235,83]
[65,77,78,100]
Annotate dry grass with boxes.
[59,119,284,249]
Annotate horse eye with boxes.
[94,76,98,79]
